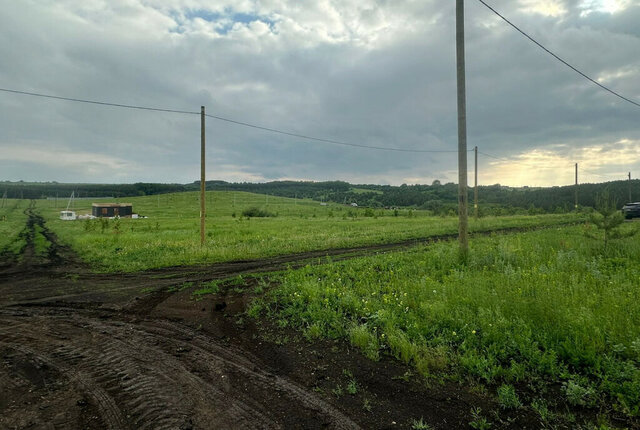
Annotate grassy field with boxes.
[34,191,584,272]
[0,199,28,257]
[251,225,640,424]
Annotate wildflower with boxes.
[452,331,457,336]
[472,330,476,335]
[433,290,436,294]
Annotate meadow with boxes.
[0,199,28,256]
[251,225,640,424]
[35,191,583,272]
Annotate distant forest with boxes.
[2,179,638,214]
[0,182,185,199]
[192,180,639,215]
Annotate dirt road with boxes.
[1,208,560,429]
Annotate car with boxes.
[622,202,640,219]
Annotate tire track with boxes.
[0,308,361,429]
[0,343,128,429]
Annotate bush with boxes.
[241,207,276,218]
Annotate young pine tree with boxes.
[585,191,636,249]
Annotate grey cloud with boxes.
[0,0,638,186]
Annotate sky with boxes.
[0,0,638,187]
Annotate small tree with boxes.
[584,191,636,248]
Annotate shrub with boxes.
[241,207,276,218]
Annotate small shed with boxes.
[92,203,133,218]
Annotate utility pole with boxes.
[574,163,578,210]
[456,0,469,256]
[200,106,206,246]
[629,172,632,203]
[474,145,478,219]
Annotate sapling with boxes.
[584,191,637,249]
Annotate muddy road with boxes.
[1,208,567,429]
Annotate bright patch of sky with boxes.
[519,0,568,17]
[579,0,633,15]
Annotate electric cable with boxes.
[476,0,640,109]
[0,87,463,154]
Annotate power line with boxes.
[478,150,590,171]
[204,113,465,153]
[581,168,625,181]
[478,150,567,169]
[475,0,640,109]
[0,86,462,154]
[0,87,200,115]
[480,150,628,182]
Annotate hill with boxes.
[2,178,638,214]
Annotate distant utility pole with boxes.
[474,146,478,219]
[200,106,206,246]
[456,0,469,256]
[574,163,578,209]
[629,172,632,203]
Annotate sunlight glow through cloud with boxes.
[480,140,640,187]
[579,0,632,15]
[519,0,568,17]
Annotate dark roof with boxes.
[91,203,132,207]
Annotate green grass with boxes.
[35,191,582,272]
[32,224,51,257]
[0,199,28,257]
[261,225,640,418]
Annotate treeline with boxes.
[197,179,639,213]
[0,181,186,199]
[2,179,637,213]
[191,180,351,198]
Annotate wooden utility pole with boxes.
[456,0,469,256]
[474,146,478,219]
[574,163,578,209]
[629,172,632,203]
[200,106,206,246]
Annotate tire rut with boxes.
[0,307,361,429]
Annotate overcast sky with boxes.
[0,0,638,187]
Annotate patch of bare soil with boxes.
[0,211,614,429]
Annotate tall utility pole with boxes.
[456,0,469,256]
[629,172,632,203]
[200,106,206,246]
[474,146,478,219]
[574,163,578,209]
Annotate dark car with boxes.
[622,202,640,219]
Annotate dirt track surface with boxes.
[0,305,362,430]
[1,207,576,429]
